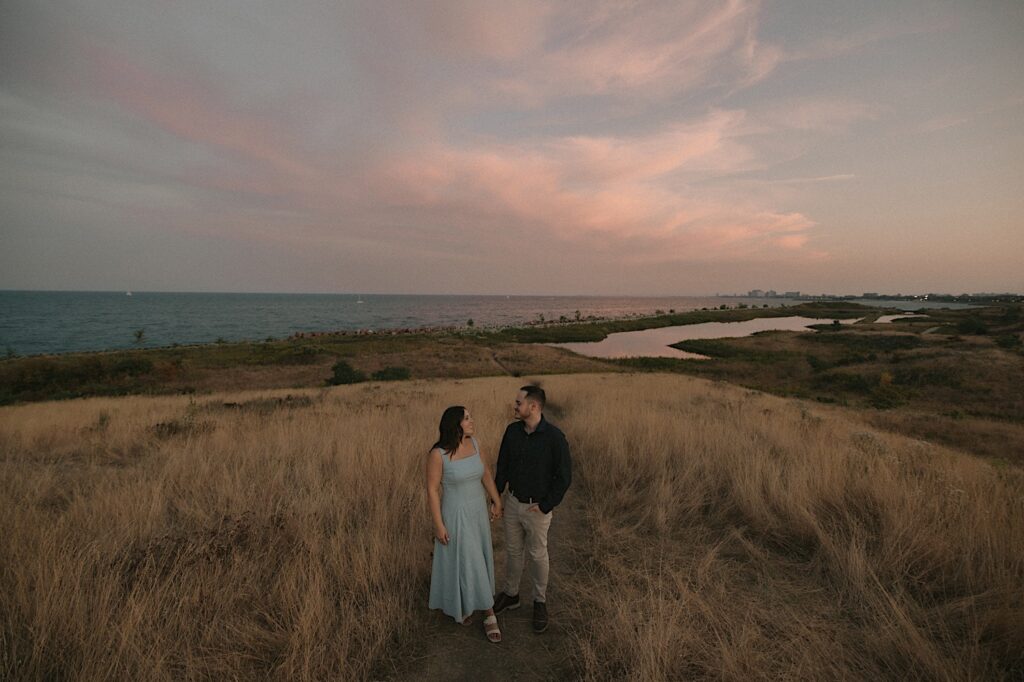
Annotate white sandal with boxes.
[483,614,501,643]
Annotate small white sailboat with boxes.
[126,291,133,297]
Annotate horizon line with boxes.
[1,288,1021,298]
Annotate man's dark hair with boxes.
[520,385,546,409]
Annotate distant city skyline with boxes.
[2,1,1022,296]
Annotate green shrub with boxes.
[371,366,411,381]
[111,357,154,376]
[957,317,988,335]
[0,353,158,403]
[814,372,873,393]
[277,345,326,365]
[613,357,691,371]
[995,334,1022,349]
[328,360,366,385]
[806,355,830,372]
[894,367,962,388]
[806,334,922,352]
[869,385,906,409]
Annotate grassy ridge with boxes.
[4,302,1020,463]
[638,304,1024,462]
[1,375,1021,679]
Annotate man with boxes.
[493,385,572,634]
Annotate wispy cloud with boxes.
[773,174,856,184]
[2,2,822,270]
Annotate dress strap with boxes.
[471,436,480,455]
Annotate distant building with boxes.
[748,289,764,297]
[862,292,880,298]
[784,291,800,297]
[766,290,777,297]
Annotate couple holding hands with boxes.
[426,385,572,643]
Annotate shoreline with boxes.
[5,300,810,361]
[2,301,1021,466]
[5,290,1005,358]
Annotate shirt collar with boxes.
[520,415,548,433]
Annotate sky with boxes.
[1,1,1022,296]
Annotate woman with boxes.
[426,405,504,643]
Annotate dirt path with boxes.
[489,350,515,377]
[385,493,585,681]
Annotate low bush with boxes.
[804,333,923,352]
[996,334,1022,349]
[957,317,989,335]
[613,357,691,371]
[869,385,907,409]
[893,366,963,388]
[814,371,873,393]
[806,354,830,371]
[371,366,411,381]
[0,354,156,403]
[276,345,328,365]
[327,360,366,385]
[807,352,870,371]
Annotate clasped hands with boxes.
[489,500,503,521]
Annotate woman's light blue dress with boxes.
[429,437,495,622]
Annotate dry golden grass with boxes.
[558,374,1024,680]
[1,374,1022,680]
[0,382,516,679]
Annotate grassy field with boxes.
[2,374,1021,679]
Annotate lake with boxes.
[549,316,864,359]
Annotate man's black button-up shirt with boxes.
[494,416,572,514]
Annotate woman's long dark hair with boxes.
[432,405,466,456]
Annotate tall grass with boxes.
[0,384,511,679]
[2,374,1021,679]
[558,374,1024,680]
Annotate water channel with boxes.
[548,316,865,360]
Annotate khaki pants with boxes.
[502,493,553,603]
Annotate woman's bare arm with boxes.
[481,461,503,519]
[425,449,449,544]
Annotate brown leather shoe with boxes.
[493,592,520,614]
[532,601,548,633]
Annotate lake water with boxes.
[0,291,796,357]
[873,313,923,324]
[550,316,864,359]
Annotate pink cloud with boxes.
[405,1,549,60]
[361,112,822,264]
[468,1,781,104]
[79,44,337,201]
[48,5,824,275]
[761,97,880,133]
